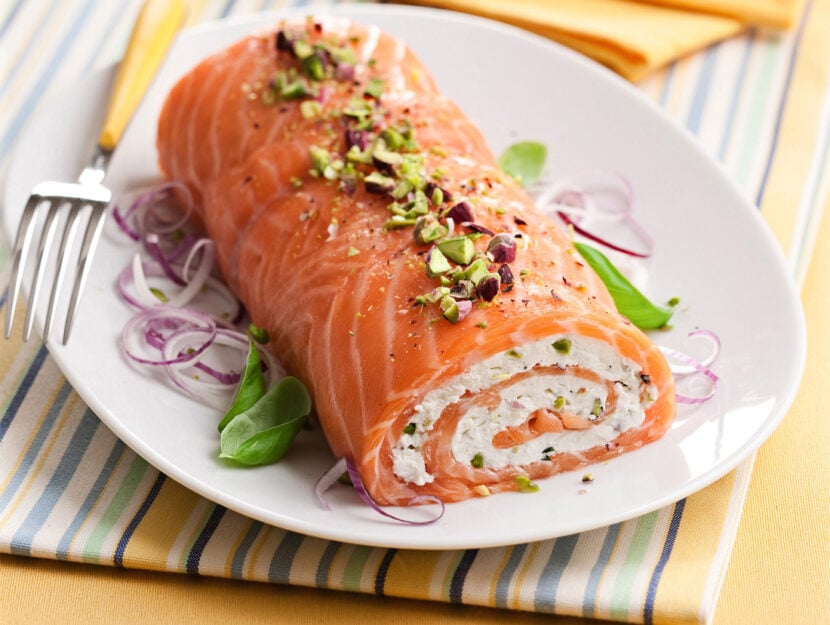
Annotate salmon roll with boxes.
[157,16,676,506]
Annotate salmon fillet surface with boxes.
[157,16,676,506]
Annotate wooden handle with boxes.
[97,0,186,151]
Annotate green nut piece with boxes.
[437,236,475,265]
[426,247,452,278]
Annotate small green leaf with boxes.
[218,340,266,432]
[498,141,547,186]
[219,376,312,466]
[574,242,673,330]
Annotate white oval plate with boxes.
[2,5,805,550]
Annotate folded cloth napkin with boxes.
[400,0,805,80]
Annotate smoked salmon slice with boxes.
[156,16,676,506]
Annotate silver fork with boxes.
[4,0,185,345]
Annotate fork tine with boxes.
[42,201,83,343]
[22,199,64,342]
[5,196,43,339]
[61,202,107,345]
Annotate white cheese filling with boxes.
[391,334,656,485]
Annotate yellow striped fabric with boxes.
[1,1,827,624]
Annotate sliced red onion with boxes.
[534,171,654,258]
[121,306,218,367]
[315,458,445,524]
[119,182,195,239]
[315,457,348,510]
[659,330,720,404]
[112,204,140,241]
[168,239,215,307]
[144,233,186,286]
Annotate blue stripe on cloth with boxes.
[658,63,676,109]
[8,407,100,557]
[0,379,72,514]
[0,0,28,40]
[0,0,98,161]
[314,541,342,587]
[449,549,479,604]
[112,471,166,567]
[533,533,580,611]
[494,543,527,609]
[185,505,226,575]
[755,0,813,206]
[80,0,133,74]
[229,521,264,579]
[717,34,755,162]
[267,531,304,583]
[686,44,719,135]
[0,0,58,103]
[374,548,397,596]
[219,0,237,18]
[55,437,127,561]
[643,499,686,625]
[0,345,49,440]
[582,524,622,618]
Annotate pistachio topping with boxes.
[271,21,525,325]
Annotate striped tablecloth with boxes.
[1,2,828,624]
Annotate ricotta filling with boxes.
[392,334,656,485]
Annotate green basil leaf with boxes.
[574,242,672,330]
[219,376,312,465]
[218,339,266,432]
[498,141,547,186]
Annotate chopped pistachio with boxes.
[471,453,484,468]
[301,52,325,79]
[348,246,359,257]
[553,396,566,410]
[426,247,452,278]
[473,484,491,497]
[439,295,461,323]
[150,287,168,303]
[437,236,475,265]
[364,77,384,99]
[383,216,417,230]
[413,215,448,244]
[460,259,490,287]
[591,398,603,418]
[552,338,571,354]
[309,146,331,176]
[300,100,323,118]
[403,423,416,435]
[515,475,539,493]
[582,473,594,483]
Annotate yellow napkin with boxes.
[402,0,804,80]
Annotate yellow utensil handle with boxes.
[97,0,186,151]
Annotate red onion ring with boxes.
[315,457,445,525]
[534,171,654,258]
[659,330,720,404]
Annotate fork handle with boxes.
[97,0,186,152]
